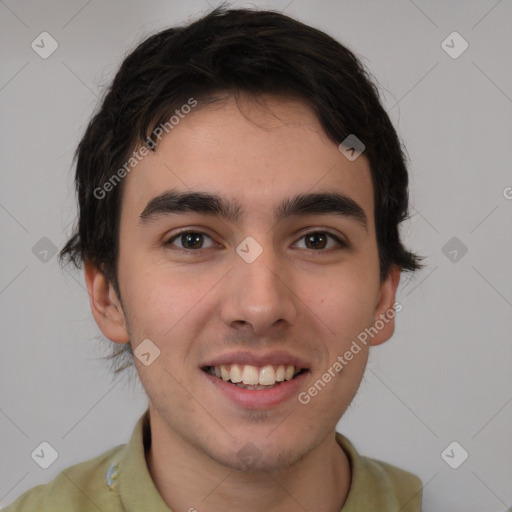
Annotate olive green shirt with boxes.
[4,410,422,511]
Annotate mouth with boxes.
[202,364,308,390]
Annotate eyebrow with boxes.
[139,189,368,232]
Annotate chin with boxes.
[205,438,313,474]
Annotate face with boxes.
[87,94,400,472]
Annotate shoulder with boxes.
[336,433,423,512]
[359,455,423,507]
[3,444,126,512]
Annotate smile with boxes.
[203,364,306,389]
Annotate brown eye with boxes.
[166,231,215,250]
[295,231,345,250]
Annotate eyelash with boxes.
[164,230,347,253]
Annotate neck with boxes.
[145,408,352,512]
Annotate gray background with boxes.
[1,0,511,510]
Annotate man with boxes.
[5,6,424,511]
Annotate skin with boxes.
[85,93,401,512]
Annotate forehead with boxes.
[121,95,375,228]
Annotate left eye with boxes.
[294,231,344,250]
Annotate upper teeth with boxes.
[211,364,299,386]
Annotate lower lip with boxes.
[201,370,309,410]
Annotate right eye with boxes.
[165,231,217,251]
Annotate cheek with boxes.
[306,269,377,343]
[118,261,223,342]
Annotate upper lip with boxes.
[200,350,310,369]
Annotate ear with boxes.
[369,264,401,347]
[83,261,130,344]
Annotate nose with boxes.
[220,242,298,336]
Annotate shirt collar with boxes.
[116,409,171,512]
[113,409,414,511]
